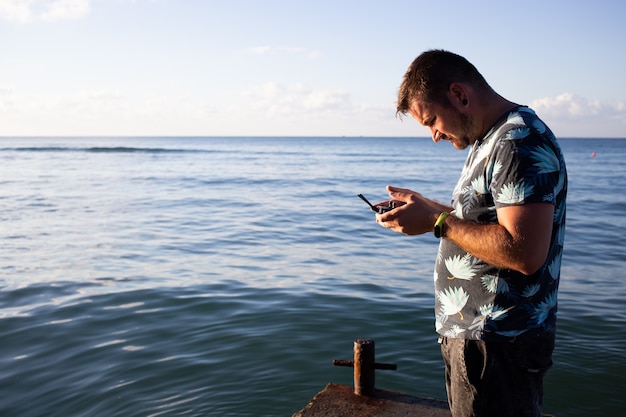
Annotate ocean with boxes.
[0,137,624,417]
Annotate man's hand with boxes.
[375,185,445,235]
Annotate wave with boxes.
[0,146,216,154]
[87,146,195,153]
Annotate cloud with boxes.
[0,87,126,124]
[0,0,31,22]
[0,85,230,135]
[41,0,89,21]
[530,93,626,137]
[530,93,624,119]
[247,46,272,55]
[244,82,352,118]
[246,45,321,59]
[64,89,126,116]
[0,0,89,23]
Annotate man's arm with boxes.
[443,203,554,275]
[377,186,554,275]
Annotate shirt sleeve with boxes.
[489,130,560,209]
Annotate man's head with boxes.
[397,49,490,114]
[396,50,496,149]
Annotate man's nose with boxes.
[430,128,439,143]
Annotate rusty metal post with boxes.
[353,339,375,396]
[333,338,397,397]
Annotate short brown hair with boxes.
[396,50,490,116]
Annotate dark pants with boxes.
[439,330,555,417]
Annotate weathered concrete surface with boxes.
[292,383,452,417]
[292,383,556,417]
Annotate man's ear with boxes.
[449,82,469,108]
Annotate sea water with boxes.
[1,137,624,416]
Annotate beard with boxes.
[447,110,473,150]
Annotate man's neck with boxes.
[478,94,519,138]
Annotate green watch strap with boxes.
[434,212,449,238]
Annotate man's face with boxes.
[409,100,474,150]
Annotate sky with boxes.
[1,0,625,138]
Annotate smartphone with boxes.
[357,193,397,214]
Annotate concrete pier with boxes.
[292,383,451,417]
[293,339,452,416]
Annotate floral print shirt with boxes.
[434,107,568,341]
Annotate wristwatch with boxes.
[434,212,450,238]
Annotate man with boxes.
[375,50,567,417]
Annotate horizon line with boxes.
[1,135,624,140]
